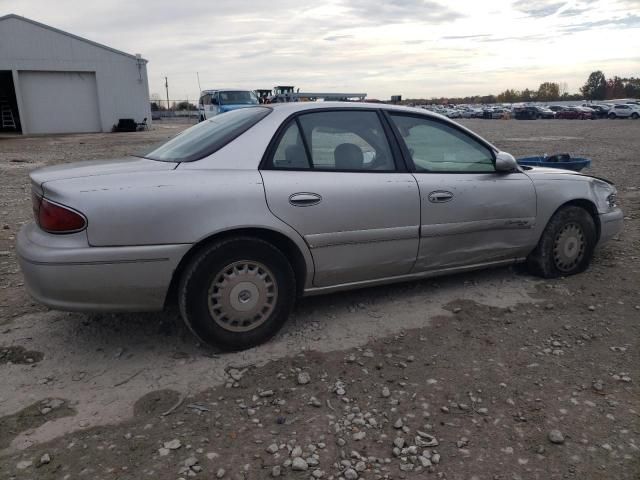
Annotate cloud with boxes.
[324,34,354,41]
[442,34,492,40]
[561,13,640,32]
[342,0,463,25]
[512,0,566,17]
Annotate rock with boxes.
[393,418,403,429]
[548,429,565,444]
[259,389,274,397]
[456,437,469,449]
[353,431,366,441]
[588,305,596,311]
[440,406,449,413]
[292,457,309,471]
[381,387,390,398]
[266,443,279,454]
[344,467,358,480]
[164,439,182,450]
[158,448,170,456]
[431,453,441,464]
[271,465,281,477]
[418,456,432,468]
[393,437,405,449]
[291,445,303,458]
[415,432,439,447]
[309,396,322,407]
[312,469,325,478]
[206,452,220,460]
[592,380,604,392]
[216,468,226,478]
[39,453,51,466]
[184,456,198,467]
[355,461,366,472]
[16,460,33,470]
[298,372,311,385]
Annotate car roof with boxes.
[201,89,254,94]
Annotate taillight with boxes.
[35,196,87,233]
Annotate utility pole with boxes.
[164,76,170,111]
[196,72,202,95]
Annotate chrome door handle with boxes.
[428,190,454,203]
[289,192,322,207]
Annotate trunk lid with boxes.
[30,157,177,187]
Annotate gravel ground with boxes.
[0,118,638,479]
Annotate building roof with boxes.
[0,14,147,62]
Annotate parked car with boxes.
[17,103,623,350]
[608,104,640,119]
[582,104,610,119]
[556,107,592,119]
[514,106,554,120]
[548,105,565,113]
[197,89,259,121]
[534,106,556,119]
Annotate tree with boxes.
[622,77,640,98]
[537,82,560,101]
[580,71,607,100]
[175,101,197,111]
[521,88,535,102]
[606,76,626,99]
[497,89,520,103]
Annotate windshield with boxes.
[141,107,271,162]
[219,90,259,105]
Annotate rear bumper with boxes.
[16,223,190,312]
[598,208,624,245]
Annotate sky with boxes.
[2,0,640,100]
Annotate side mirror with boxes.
[495,151,519,172]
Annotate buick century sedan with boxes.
[17,103,623,350]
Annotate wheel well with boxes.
[553,199,601,239]
[164,228,309,307]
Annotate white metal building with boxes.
[0,14,151,135]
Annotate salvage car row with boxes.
[417,101,640,120]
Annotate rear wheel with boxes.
[179,237,295,350]
[608,113,616,119]
[527,206,597,278]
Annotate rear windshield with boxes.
[141,107,271,162]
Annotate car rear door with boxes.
[260,109,420,287]
[385,112,538,271]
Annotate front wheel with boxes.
[179,237,296,350]
[632,112,639,119]
[527,206,597,278]
[608,113,616,119]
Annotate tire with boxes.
[632,113,639,119]
[527,206,597,279]
[179,237,296,351]
[608,113,616,119]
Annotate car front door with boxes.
[260,109,420,287]
[386,112,538,271]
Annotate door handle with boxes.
[289,192,322,207]
[428,190,454,203]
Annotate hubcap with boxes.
[553,223,585,272]
[207,261,277,332]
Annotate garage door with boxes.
[18,71,101,134]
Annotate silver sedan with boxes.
[17,103,623,350]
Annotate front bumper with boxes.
[16,223,190,312]
[598,208,624,245]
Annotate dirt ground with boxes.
[0,117,638,480]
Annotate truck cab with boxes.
[198,89,259,120]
